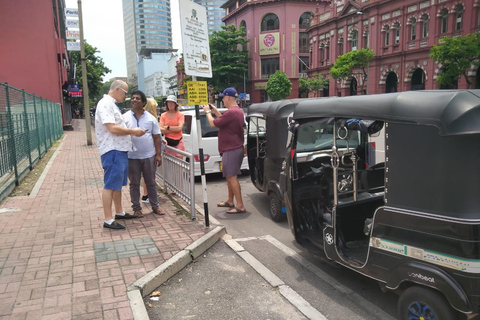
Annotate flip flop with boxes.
[217,201,234,208]
[226,207,246,214]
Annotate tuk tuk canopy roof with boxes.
[293,90,480,136]
[248,98,312,120]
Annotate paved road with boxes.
[194,172,398,319]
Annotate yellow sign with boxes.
[186,81,209,105]
[259,32,280,55]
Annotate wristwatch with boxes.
[205,110,211,114]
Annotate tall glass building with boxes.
[123,0,173,82]
[193,0,225,34]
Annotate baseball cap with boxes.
[218,87,238,98]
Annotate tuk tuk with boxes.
[247,99,307,221]
[281,90,480,319]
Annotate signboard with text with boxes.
[179,0,212,78]
[186,81,209,105]
[67,41,80,51]
[66,19,79,28]
[65,8,78,17]
[66,30,80,40]
[259,32,280,55]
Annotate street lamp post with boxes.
[78,0,92,145]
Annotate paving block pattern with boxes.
[0,120,209,320]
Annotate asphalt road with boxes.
[194,172,399,319]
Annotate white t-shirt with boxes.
[123,110,160,159]
[95,94,133,156]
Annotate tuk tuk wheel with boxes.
[398,286,459,320]
[269,193,285,222]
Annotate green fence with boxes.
[0,82,63,200]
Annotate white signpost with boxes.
[179,0,212,78]
[66,19,79,28]
[67,41,80,51]
[65,8,79,17]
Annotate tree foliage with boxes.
[330,48,375,94]
[206,25,250,93]
[299,74,329,96]
[265,71,292,101]
[70,40,111,104]
[430,33,480,89]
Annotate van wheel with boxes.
[398,286,459,320]
[269,194,285,222]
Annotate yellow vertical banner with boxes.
[186,81,209,105]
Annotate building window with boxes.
[299,12,313,29]
[393,22,400,44]
[422,15,429,38]
[261,58,279,78]
[384,26,390,46]
[299,32,309,53]
[261,13,279,31]
[338,37,344,56]
[240,20,246,31]
[440,9,448,34]
[319,44,325,65]
[239,0,247,6]
[410,18,417,41]
[299,56,309,74]
[325,42,330,64]
[455,5,464,30]
[351,30,358,51]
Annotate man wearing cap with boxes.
[202,87,246,214]
[95,80,146,230]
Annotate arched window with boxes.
[261,13,279,31]
[299,12,313,29]
[454,4,464,30]
[319,43,325,65]
[351,30,358,51]
[393,22,400,44]
[410,17,417,40]
[338,37,344,56]
[384,25,390,46]
[440,9,448,34]
[421,14,429,38]
[240,20,246,31]
[411,68,425,91]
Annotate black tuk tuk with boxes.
[247,99,306,221]
[282,90,480,319]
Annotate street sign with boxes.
[186,81,209,105]
[239,93,247,99]
[67,41,80,51]
[179,0,212,78]
[65,8,78,17]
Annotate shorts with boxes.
[221,147,244,178]
[101,150,128,190]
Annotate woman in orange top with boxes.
[160,95,185,158]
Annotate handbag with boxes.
[165,136,182,147]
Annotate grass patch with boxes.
[157,186,192,218]
[9,138,62,197]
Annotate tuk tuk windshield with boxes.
[296,120,360,152]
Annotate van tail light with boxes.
[244,146,247,157]
[290,149,296,159]
[194,154,210,162]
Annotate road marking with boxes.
[233,235,396,320]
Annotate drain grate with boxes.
[94,236,159,262]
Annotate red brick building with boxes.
[222,0,480,102]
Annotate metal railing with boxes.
[156,146,196,220]
[0,82,63,200]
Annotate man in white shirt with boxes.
[123,90,163,216]
[95,80,146,230]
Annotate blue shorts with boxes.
[101,150,128,190]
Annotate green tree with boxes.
[299,74,329,96]
[265,71,292,101]
[206,25,250,93]
[430,33,480,89]
[102,80,113,95]
[70,40,111,104]
[330,48,375,94]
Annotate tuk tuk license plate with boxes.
[219,162,222,171]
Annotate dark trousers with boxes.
[128,156,159,211]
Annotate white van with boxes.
[181,108,249,176]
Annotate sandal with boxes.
[226,207,246,214]
[217,201,234,208]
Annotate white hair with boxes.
[110,80,127,91]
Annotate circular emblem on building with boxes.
[325,233,334,245]
[263,34,275,47]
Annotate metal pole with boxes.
[192,76,209,227]
[5,84,19,185]
[78,0,92,145]
[22,90,32,169]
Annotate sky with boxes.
[64,0,183,81]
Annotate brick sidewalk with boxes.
[0,120,208,320]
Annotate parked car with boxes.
[181,107,249,176]
[281,90,480,319]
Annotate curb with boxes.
[127,225,227,319]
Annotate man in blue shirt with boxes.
[123,91,164,216]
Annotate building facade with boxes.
[194,0,226,33]
[123,0,174,84]
[0,0,71,124]
[306,0,480,96]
